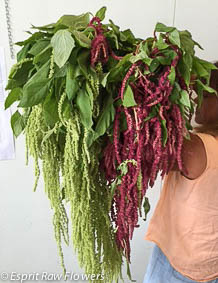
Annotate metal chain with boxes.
[4,0,15,59]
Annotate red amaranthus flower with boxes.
[89,17,109,66]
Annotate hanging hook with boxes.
[4,0,15,60]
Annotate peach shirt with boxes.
[144,133,218,282]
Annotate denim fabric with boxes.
[143,244,218,283]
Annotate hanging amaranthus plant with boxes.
[102,45,185,261]
[100,24,217,262]
[5,6,217,283]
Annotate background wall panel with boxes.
[174,0,218,62]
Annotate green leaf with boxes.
[106,30,119,50]
[139,41,149,56]
[33,44,52,65]
[6,61,34,90]
[66,64,79,100]
[129,51,152,65]
[196,79,217,95]
[43,91,59,127]
[142,57,153,67]
[86,81,94,110]
[107,54,132,83]
[150,58,160,72]
[51,29,75,68]
[77,49,90,78]
[156,49,176,65]
[31,23,55,32]
[118,163,128,176]
[15,32,46,46]
[193,40,203,50]
[56,13,90,30]
[85,129,99,148]
[193,57,209,78]
[9,60,33,80]
[178,103,185,117]
[101,72,110,88]
[177,56,191,86]
[129,54,141,64]
[120,29,136,44]
[179,31,194,55]
[5,79,18,90]
[161,119,168,146]
[156,34,168,50]
[195,81,203,108]
[114,54,132,68]
[41,126,58,147]
[72,30,91,48]
[95,93,115,138]
[168,67,175,85]
[95,6,107,21]
[109,19,120,35]
[54,77,65,98]
[203,85,217,94]
[169,29,180,47]
[123,85,137,107]
[126,260,134,282]
[144,106,157,122]
[11,111,25,137]
[155,23,175,33]
[76,89,93,129]
[143,197,150,221]
[179,90,191,108]
[180,52,193,86]
[53,64,67,78]
[198,59,218,71]
[117,160,137,178]
[8,63,20,79]
[25,60,50,86]
[62,99,72,120]
[28,40,50,56]
[19,78,51,107]
[5,88,23,109]
[17,43,31,62]
[170,82,181,103]
[110,178,120,200]
[183,52,193,70]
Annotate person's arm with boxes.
[171,133,207,180]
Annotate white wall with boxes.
[175,0,218,62]
[0,0,217,282]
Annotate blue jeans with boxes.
[143,244,218,283]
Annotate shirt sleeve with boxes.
[194,132,218,169]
